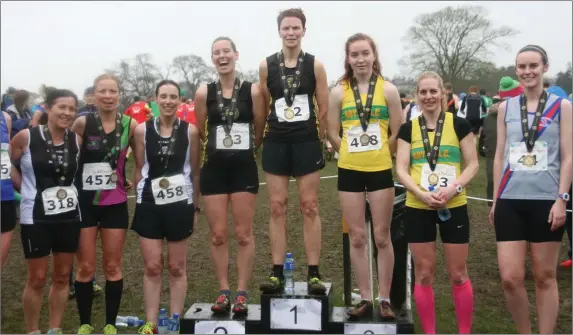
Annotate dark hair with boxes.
[543,80,550,88]
[44,86,57,97]
[84,86,94,96]
[443,82,453,91]
[45,89,78,108]
[133,96,141,102]
[479,88,486,95]
[517,44,548,65]
[13,90,29,104]
[399,92,406,99]
[277,8,306,30]
[211,36,237,54]
[338,33,382,84]
[155,80,181,97]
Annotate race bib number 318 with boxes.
[42,186,78,216]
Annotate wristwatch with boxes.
[453,183,463,194]
[557,193,570,202]
[195,206,201,214]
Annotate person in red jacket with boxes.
[176,93,197,126]
[124,96,151,124]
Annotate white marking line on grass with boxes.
[126,175,573,213]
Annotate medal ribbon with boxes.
[155,117,180,171]
[278,50,304,107]
[520,91,547,153]
[94,112,122,169]
[42,125,70,186]
[350,74,378,132]
[419,111,446,171]
[215,77,241,136]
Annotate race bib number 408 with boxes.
[82,163,117,190]
[346,123,382,153]
[420,164,457,191]
[509,141,548,172]
[215,123,250,150]
[42,186,78,216]
[275,95,311,123]
[151,174,188,205]
[0,150,10,180]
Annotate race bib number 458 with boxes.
[151,174,188,205]
[346,123,382,153]
[509,141,548,172]
[275,95,310,123]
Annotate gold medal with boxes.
[360,133,370,146]
[56,188,67,200]
[159,178,170,189]
[428,172,439,186]
[223,135,233,148]
[523,154,536,167]
[110,171,118,183]
[284,108,295,120]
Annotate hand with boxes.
[418,191,446,209]
[489,202,496,226]
[125,179,133,190]
[435,184,458,203]
[548,199,566,231]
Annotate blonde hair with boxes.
[415,71,447,112]
[93,73,120,90]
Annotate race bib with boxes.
[275,95,310,123]
[509,141,548,172]
[215,123,250,150]
[346,123,382,153]
[151,174,188,205]
[420,164,457,191]
[42,186,78,216]
[82,163,117,190]
[0,150,10,180]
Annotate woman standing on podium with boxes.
[327,33,402,320]
[131,79,201,334]
[395,71,478,334]
[194,36,266,316]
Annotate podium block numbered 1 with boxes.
[270,298,322,331]
[344,323,397,334]
[195,320,246,334]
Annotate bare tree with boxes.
[238,69,259,83]
[400,5,518,87]
[172,55,213,99]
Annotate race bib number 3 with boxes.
[0,150,10,180]
[270,298,322,331]
[42,186,78,216]
[151,174,188,205]
[420,164,457,191]
[509,141,548,172]
[82,163,117,190]
[347,124,382,153]
[194,321,246,334]
[215,123,250,150]
[275,95,311,123]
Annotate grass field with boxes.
[1,155,571,334]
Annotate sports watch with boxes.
[557,193,570,202]
[453,183,463,194]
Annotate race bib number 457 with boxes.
[83,163,117,190]
[275,95,310,123]
[509,141,548,172]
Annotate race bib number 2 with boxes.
[215,123,250,150]
[42,186,78,216]
[347,124,382,153]
[275,95,310,123]
[0,150,10,180]
[509,141,548,172]
[82,163,117,190]
[151,174,188,205]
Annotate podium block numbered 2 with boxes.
[181,303,262,334]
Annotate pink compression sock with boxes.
[414,284,436,334]
[452,280,474,334]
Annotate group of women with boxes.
[0,7,570,335]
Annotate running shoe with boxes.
[307,277,326,295]
[103,324,117,334]
[259,276,284,294]
[47,329,63,334]
[78,324,95,334]
[211,294,231,314]
[232,295,248,315]
[347,299,373,319]
[378,300,396,321]
[560,259,572,268]
[137,322,157,334]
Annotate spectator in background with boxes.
[459,85,486,136]
[145,95,160,118]
[176,90,197,126]
[444,82,460,113]
[543,80,551,91]
[479,77,524,205]
[124,96,151,124]
[480,88,493,117]
[399,92,409,109]
[5,90,33,137]
[76,86,97,119]
[30,86,57,127]
[1,87,17,111]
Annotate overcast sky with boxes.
[1,1,571,96]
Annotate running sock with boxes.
[308,265,320,279]
[452,280,474,334]
[413,284,436,334]
[105,279,124,326]
[219,289,232,297]
[272,264,284,279]
[75,280,94,325]
[236,290,248,298]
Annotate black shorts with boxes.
[404,205,470,244]
[79,195,129,229]
[337,168,394,192]
[262,140,324,177]
[20,222,80,259]
[467,118,481,135]
[200,158,259,196]
[494,199,565,242]
[132,201,195,242]
[1,200,17,233]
